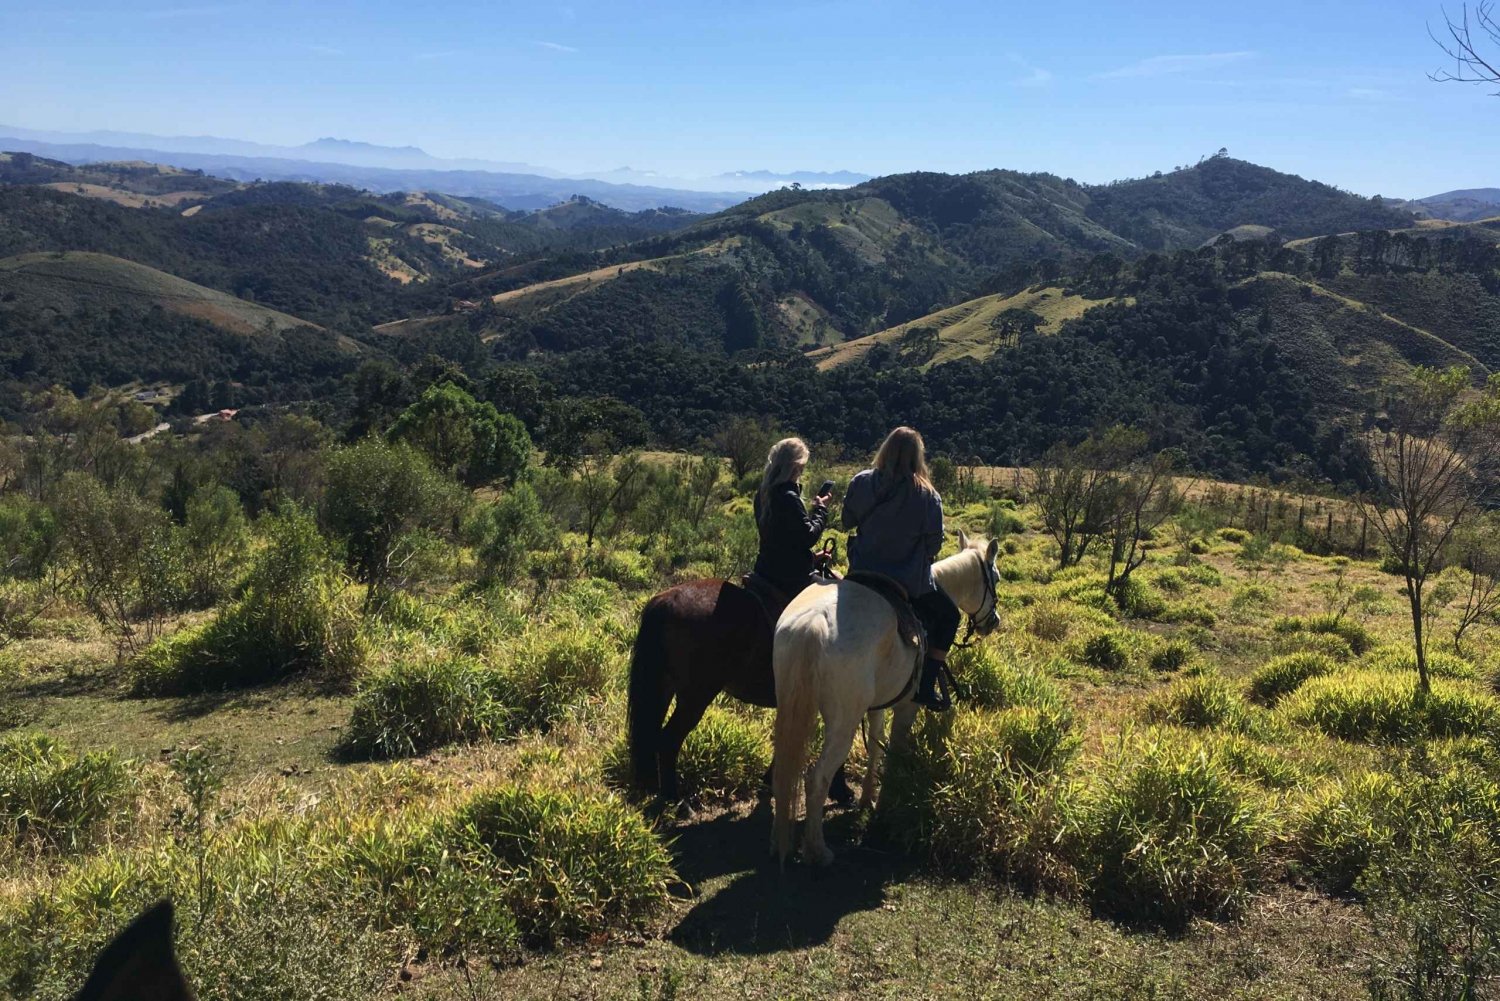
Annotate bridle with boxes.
[952,549,1001,650]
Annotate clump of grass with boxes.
[1149,639,1196,673]
[340,652,503,759]
[1248,652,1340,706]
[1272,614,1375,656]
[449,785,675,946]
[1216,527,1252,544]
[1076,630,1132,672]
[1081,732,1273,927]
[1147,567,1187,595]
[950,644,1066,712]
[1229,583,1273,613]
[1026,600,1072,642]
[1292,770,1399,893]
[498,629,619,731]
[1179,561,1223,587]
[878,706,1080,890]
[1274,630,1355,662]
[1159,601,1218,627]
[1113,577,1167,619]
[1279,671,1500,744]
[1144,673,1255,731]
[0,733,132,851]
[1361,645,1478,681]
[605,706,770,800]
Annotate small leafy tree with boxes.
[322,439,466,605]
[715,417,773,481]
[468,484,559,585]
[181,484,250,607]
[1436,515,1500,655]
[51,473,177,657]
[1354,367,1500,692]
[388,382,531,486]
[574,439,643,549]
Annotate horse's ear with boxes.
[74,900,196,1001]
[957,528,970,550]
[986,538,1000,563]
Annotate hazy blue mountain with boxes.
[1416,187,1500,223]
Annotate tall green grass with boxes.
[0,733,132,851]
[1279,671,1500,743]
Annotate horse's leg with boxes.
[889,701,920,751]
[656,685,715,802]
[858,708,888,810]
[802,702,859,866]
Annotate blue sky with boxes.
[2,0,1494,196]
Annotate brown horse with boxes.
[627,578,850,802]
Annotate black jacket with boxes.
[752,481,827,593]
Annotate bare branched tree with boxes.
[1353,367,1500,692]
[1431,2,1500,92]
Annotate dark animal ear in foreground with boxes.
[73,900,196,1001]
[986,538,1000,562]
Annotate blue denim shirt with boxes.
[841,469,944,596]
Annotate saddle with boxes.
[844,571,925,650]
[741,572,792,627]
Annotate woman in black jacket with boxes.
[752,437,833,599]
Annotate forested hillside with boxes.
[6,153,1493,489]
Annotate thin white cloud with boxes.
[1017,66,1054,88]
[533,40,579,53]
[1099,51,1256,79]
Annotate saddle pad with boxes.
[844,571,925,650]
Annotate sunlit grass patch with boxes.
[0,732,133,852]
[1278,671,1500,744]
[604,705,770,800]
[1248,652,1340,706]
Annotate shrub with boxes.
[1293,771,1400,893]
[387,382,532,486]
[1144,674,1253,731]
[1180,561,1223,587]
[1187,538,1212,555]
[0,494,57,581]
[1082,734,1272,927]
[1274,631,1355,661]
[1279,671,1500,743]
[497,630,618,731]
[878,706,1079,889]
[133,506,365,695]
[1230,583,1273,612]
[1361,645,1478,681]
[1160,601,1218,627]
[180,484,249,608]
[468,485,558,586]
[1149,639,1196,673]
[0,733,132,850]
[988,505,1027,537]
[340,652,504,759]
[1025,600,1072,642]
[1248,652,1339,706]
[607,706,769,799]
[1216,527,1252,544]
[1114,576,1167,619]
[1148,567,1186,595]
[449,785,674,946]
[948,644,1068,712]
[1273,613,1375,655]
[1078,630,1131,672]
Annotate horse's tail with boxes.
[771,616,820,865]
[627,596,670,792]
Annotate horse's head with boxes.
[956,529,1002,636]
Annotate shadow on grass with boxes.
[667,797,915,955]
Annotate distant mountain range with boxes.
[1413,188,1500,223]
[0,126,870,210]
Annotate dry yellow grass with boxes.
[810,286,1120,371]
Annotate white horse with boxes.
[771,530,1001,866]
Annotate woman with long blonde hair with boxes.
[752,437,833,599]
[841,426,959,710]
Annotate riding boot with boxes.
[912,656,952,712]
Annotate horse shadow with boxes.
[666,797,914,956]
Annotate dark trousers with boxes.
[912,589,961,652]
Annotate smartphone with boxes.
[818,479,836,497]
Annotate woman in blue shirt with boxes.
[841,426,960,711]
